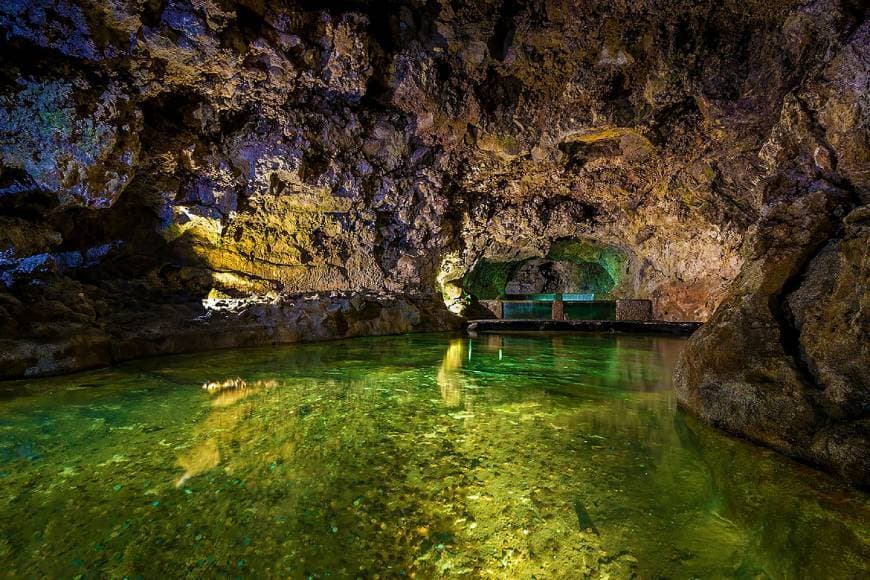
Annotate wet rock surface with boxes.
[675,16,870,486]
[0,291,458,380]
[0,1,867,480]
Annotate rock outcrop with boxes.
[0,291,457,379]
[676,17,869,487]
[0,0,867,481]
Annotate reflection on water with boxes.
[437,339,466,408]
[0,333,867,578]
[176,379,280,487]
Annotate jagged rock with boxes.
[675,16,870,485]
[674,186,865,484]
[0,77,140,208]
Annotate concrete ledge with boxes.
[466,319,702,336]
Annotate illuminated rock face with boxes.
[0,0,866,479]
[675,19,870,487]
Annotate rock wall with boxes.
[676,16,869,487]
[0,292,458,380]
[0,0,866,468]
[1,1,776,315]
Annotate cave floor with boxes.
[0,333,867,577]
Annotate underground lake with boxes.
[1,333,867,578]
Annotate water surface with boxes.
[0,333,867,578]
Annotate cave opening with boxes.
[458,239,626,302]
[441,239,631,321]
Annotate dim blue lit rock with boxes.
[0,77,140,208]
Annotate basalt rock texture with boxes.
[675,200,870,487]
[675,18,870,487]
[0,291,456,379]
[0,0,867,479]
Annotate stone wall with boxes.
[616,299,653,321]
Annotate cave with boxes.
[0,0,867,576]
[459,239,626,301]
[504,260,614,296]
[452,239,633,320]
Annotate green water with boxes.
[502,302,552,320]
[0,333,867,578]
[564,302,616,321]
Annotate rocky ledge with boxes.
[0,292,460,380]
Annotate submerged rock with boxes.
[572,500,600,535]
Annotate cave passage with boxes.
[460,239,627,301]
